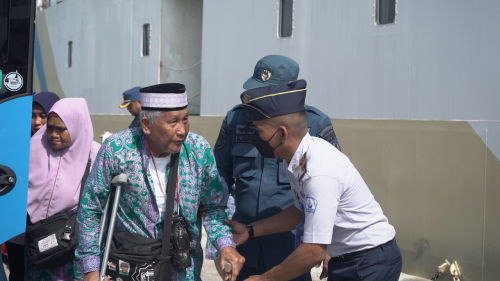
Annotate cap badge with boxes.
[261,69,272,82]
[242,94,252,104]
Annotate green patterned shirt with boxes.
[76,128,235,280]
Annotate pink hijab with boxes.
[28,98,100,224]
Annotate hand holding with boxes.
[220,247,245,281]
[319,254,331,279]
[225,219,249,246]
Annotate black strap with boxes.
[78,157,92,203]
[161,153,180,256]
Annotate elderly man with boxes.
[227,80,402,281]
[77,83,245,281]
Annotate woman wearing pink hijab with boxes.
[25,98,101,281]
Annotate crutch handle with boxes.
[111,173,128,185]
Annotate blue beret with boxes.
[240,79,306,121]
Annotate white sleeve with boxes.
[302,176,340,244]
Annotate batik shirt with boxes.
[76,128,235,281]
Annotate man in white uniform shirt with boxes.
[227,79,402,281]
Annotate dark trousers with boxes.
[237,247,311,281]
[5,242,25,281]
[328,241,402,281]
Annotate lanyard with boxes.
[146,138,180,213]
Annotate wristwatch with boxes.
[246,223,254,241]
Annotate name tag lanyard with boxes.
[147,138,180,214]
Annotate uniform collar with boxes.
[286,133,312,178]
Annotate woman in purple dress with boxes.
[25,98,100,281]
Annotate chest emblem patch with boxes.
[305,195,317,213]
[235,124,256,143]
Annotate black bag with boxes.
[104,232,172,281]
[25,157,91,270]
[170,214,195,270]
[104,153,180,281]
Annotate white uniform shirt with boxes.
[148,154,171,219]
[284,133,396,257]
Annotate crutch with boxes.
[98,196,111,248]
[99,173,128,281]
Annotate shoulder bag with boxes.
[25,157,92,269]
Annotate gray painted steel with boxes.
[201,0,499,121]
[159,0,203,115]
[41,0,162,115]
[39,0,203,115]
[470,122,500,163]
[201,0,500,161]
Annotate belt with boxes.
[333,238,396,260]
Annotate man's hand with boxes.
[83,270,108,281]
[319,254,331,279]
[219,246,245,281]
[225,219,249,246]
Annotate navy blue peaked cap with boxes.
[240,79,307,121]
[119,87,141,108]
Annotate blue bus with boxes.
[0,0,36,279]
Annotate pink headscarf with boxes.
[28,98,100,224]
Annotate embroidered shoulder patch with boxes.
[318,124,333,137]
[305,195,317,213]
[317,123,340,149]
[215,119,229,149]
